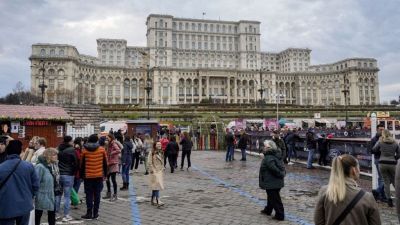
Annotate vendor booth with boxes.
[126,120,159,140]
[0,104,73,148]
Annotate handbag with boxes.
[0,159,21,191]
[332,190,365,225]
[71,188,80,206]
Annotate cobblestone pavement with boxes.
[55,151,398,225]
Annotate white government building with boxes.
[30,14,379,106]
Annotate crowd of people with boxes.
[1,123,400,224]
[0,130,194,225]
[226,125,399,223]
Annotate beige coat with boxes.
[314,179,381,225]
[148,150,164,190]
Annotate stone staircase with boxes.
[62,105,102,134]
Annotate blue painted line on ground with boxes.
[192,165,313,225]
[129,177,142,225]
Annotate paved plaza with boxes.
[59,151,399,225]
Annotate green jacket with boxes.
[259,150,285,190]
[34,156,55,211]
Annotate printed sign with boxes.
[18,126,25,138]
[57,126,63,137]
[11,121,20,133]
[24,121,49,126]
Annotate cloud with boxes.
[0,0,399,103]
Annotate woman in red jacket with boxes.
[104,134,121,201]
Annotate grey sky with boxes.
[0,0,399,102]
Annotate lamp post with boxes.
[342,74,350,127]
[254,68,268,119]
[272,93,285,129]
[38,60,48,103]
[144,64,152,120]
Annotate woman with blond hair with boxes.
[35,148,61,225]
[372,129,400,207]
[314,154,381,225]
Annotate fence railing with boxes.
[66,124,95,139]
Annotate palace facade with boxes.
[30,14,379,105]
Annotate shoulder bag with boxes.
[332,190,365,225]
[0,159,22,191]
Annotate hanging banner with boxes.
[264,119,278,130]
[235,119,245,130]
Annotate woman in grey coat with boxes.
[259,140,285,221]
[372,129,400,207]
[35,148,60,225]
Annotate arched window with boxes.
[40,49,46,56]
[131,79,138,99]
[139,79,144,98]
[58,69,64,76]
[178,78,184,96]
[107,77,113,99]
[162,78,169,98]
[124,79,130,99]
[59,50,64,56]
[50,49,55,56]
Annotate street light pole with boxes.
[342,74,349,127]
[256,68,268,119]
[272,93,285,129]
[38,60,48,103]
[144,64,152,120]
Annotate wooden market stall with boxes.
[0,104,73,148]
[126,120,159,141]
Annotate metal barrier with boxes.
[247,132,372,171]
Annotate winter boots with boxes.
[120,182,129,191]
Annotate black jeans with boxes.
[181,151,191,168]
[35,210,55,225]
[84,178,104,216]
[264,189,284,220]
[106,172,117,194]
[168,153,177,172]
[164,152,168,168]
[131,152,140,170]
[318,148,328,165]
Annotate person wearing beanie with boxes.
[80,134,108,220]
[55,136,78,222]
[0,140,39,224]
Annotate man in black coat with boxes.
[371,125,386,202]
[317,134,328,166]
[225,130,235,162]
[57,135,79,221]
[272,131,287,164]
[284,129,299,165]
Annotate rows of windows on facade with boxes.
[32,14,378,106]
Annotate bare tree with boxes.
[0,81,41,104]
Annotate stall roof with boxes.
[0,104,72,121]
[126,120,159,124]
